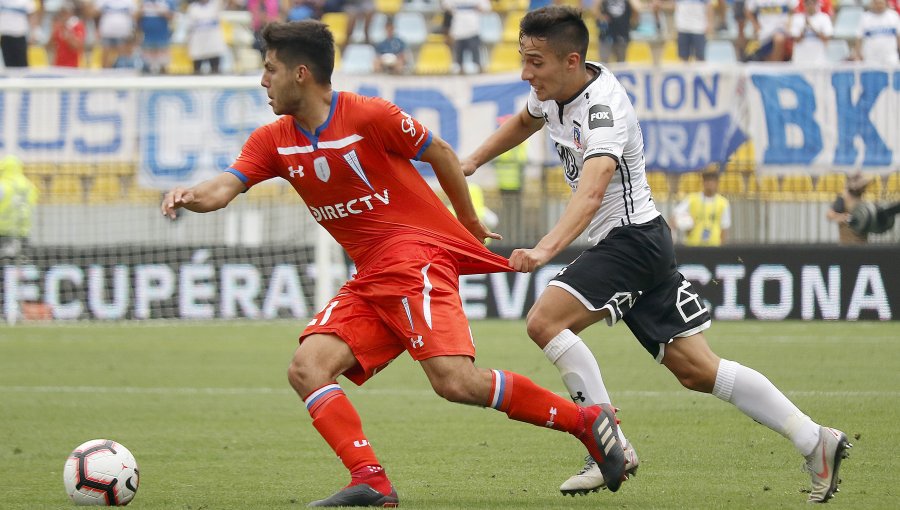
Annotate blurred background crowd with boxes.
[0,0,897,75]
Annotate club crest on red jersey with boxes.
[314,157,331,182]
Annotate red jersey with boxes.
[50,17,85,68]
[229,91,511,275]
[794,0,833,17]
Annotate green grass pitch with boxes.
[1,320,898,509]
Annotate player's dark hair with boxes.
[519,6,589,63]
[261,21,334,85]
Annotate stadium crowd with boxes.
[0,0,897,73]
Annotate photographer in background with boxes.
[826,172,872,245]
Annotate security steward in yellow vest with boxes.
[673,170,731,246]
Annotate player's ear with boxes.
[566,51,582,71]
[294,63,309,82]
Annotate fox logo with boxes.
[588,104,614,129]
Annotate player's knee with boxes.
[430,377,479,405]
[524,312,555,345]
[286,354,326,397]
[672,365,717,393]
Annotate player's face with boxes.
[261,49,302,116]
[519,36,574,102]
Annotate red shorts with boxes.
[300,242,476,385]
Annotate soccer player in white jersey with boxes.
[461,5,851,503]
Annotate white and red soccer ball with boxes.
[63,439,139,506]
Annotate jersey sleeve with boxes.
[366,98,433,161]
[582,92,629,164]
[227,125,280,188]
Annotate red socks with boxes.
[304,383,380,474]
[487,369,586,436]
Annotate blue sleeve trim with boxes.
[415,131,433,160]
[225,167,249,185]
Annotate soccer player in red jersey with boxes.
[161,20,627,507]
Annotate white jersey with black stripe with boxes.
[526,62,660,245]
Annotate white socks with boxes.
[543,329,627,445]
[712,359,821,456]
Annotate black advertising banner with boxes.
[2,245,897,321]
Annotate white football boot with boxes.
[805,426,851,503]
[560,439,639,496]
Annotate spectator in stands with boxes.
[342,0,375,49]
[790,0,832,63]
[442,0,492,74]
[854,0,900,65]
[185,0,228,74]
[373,17,407,74]
[595,0,637,63]
[657,0,715,61]
[745,0,794,61]
[112,34,143,69]
[672,169,731,246]
[0,155,39,262]
[91,0,138,68]
[138,0,177,74]
[248,0,281,57]
[47,1,86,68]
[794,0,832,17]
[730,0,749,57]
[0,0,40,68]
[827,172,873,245]
[287,0,319,22]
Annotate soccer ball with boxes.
[63,439,139,506]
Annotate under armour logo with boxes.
[288,165,304,178]
[572,392,586,403]
[353,440,369,448]
[410,336,424,349]
[545,407,557,428]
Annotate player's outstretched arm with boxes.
[460,109,543,176]
[509,156,615,272]
[161,172,246,219]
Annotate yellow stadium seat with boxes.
[646,171,669,199]
[488,42,521,73]
[502,11,525,43]
[495,0,527,12]
[719,172,745,194]
[415,42,453,75]
[170,45,193,74]
[886,172,900,194]
[661,40,679,63]
[28,45,48,67]
[95,162,135,177]
[626,41,654,64]
[816,173,846,194]
[322,12,349,49]
[781,174,813,193]
[677,172,702,195]
[757,174,780,195]
[726,140,755,173]
[48,175,85,203]
[90,175,125,203]
[745,172,758,193]
[59,163,95,177]
[375,0,402,14]
[88,46,102,69]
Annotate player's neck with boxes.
[562,67,596,100]
[292,88,334,133]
